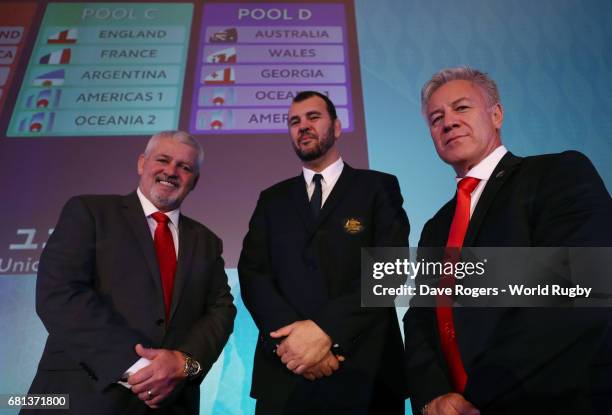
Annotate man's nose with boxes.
[163,163,178,176]
[443,114,459,133]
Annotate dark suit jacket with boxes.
[404,151,612,414]
[238,164,409,409]
[25,192,236,415]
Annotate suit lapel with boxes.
[121,193,165,312]
[169,216,196,322]
[455,152,520,365]
[429,202,456,247]
[290,175,315,233]
[463,152,522,246]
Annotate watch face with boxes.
[191,360,202,376]
[186,358,201,376]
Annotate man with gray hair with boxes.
[25,131,236,414]
[403,67,612,414]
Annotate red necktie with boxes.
[151,212,177,322]
[436,177,481,393]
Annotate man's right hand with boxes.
[302,352,345,381]
[271,320,332,374]
[424,393,480,415]
[128,344,186,409]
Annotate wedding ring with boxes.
[147,390,152,399]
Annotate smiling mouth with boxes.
[156,178,179,188]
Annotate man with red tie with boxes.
[403,67,612,414]
[25,131,236,414]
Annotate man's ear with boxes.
[491,103,504,129]
[137,154,145,175]
[334,118,342,139]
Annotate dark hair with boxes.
[292,90,337,120]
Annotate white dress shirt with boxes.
[457,145,508,217]
[137,187,180,258]
[302,157,344,206]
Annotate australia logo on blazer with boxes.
[343,217,364,234]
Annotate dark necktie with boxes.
[151,212,177,322]
[436,176,481,393]
[310,174,323,218]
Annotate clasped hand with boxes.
[128,344,187,408]
[425,393,480,415]
[271,320,344,380]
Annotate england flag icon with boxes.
[47,28,78,44]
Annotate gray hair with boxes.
[421,66,501,113]
[144,130,204,172]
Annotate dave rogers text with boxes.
[372,284,593,299]
[372,285,497,297]
[371,258,486,280]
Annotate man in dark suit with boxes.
[238,91,409,414]
[403,67,612,415]
[25,131,236,414]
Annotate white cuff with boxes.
[117,357,151,389]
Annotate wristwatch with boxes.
[330,343,345,357]
[181,353,202,378]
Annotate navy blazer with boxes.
[238,164,410,407]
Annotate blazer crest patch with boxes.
[343,217,364,234]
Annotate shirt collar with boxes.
[137,187,180,227]
[457,145,508,183]
[302,157,344,185]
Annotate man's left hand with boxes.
[302,352,345,381]
[128,344,187,408]
[271,320,332,374]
